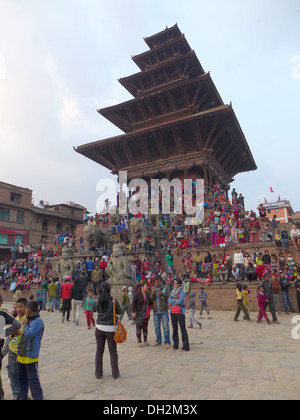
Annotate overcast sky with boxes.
[0,0,299,215]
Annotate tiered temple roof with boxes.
[75,24,257,188]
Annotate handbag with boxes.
[113,298,127,344]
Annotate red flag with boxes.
[270,187,274,193]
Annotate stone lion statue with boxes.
[105,243,132,284]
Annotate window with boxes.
[0,208,10,221]
[16,212,24,223]
[15,235,22,244]
[0,234,8,245]
[42,219,48,231]
[56,222,62,233]
[10,192,22,204]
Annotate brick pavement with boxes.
[1,302,300,400]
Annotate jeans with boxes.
[119,304,132,322]
[48,296,56,311]
[18,361,43,400]
[282,238,288,249]
[170,312,189,350]
[281,291,295,313]
[273,294,281,314]
[236,263,245,280]
[42,290,47,309]
[7,352,20,399]
[153,311,170,345]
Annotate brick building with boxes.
[0,181,86,261]
[263,200,294,224]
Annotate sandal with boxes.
[144,342,150,346]
[138,343,144,348]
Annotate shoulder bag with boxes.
[113,298,127,344]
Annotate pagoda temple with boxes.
[75,24,257,193]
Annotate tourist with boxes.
[17,300,44,400]
[93,282,121,379]
[233,282,250,322]
[71,279,84,325]
[256,286,271,324]
[279,271,296,314]
[132,281,151,348]
[168,278,190,351]
[84,289,95,329]
[150,276,171,348]
[260,273,279,324]
[187,292,202,329]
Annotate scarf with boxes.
[171,284,184,299]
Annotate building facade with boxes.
[0,181,86,261]
[263,200,294,224]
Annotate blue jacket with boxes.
[21,315,44,359]
[168,289,186,314]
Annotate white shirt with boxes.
[234,252,245,265]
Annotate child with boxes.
[84,289,95,329]
[256,286,271,324]
[17,300,44,400]
[119,286,133,322]
[35,285,43,314]
[242,285,251,319]
[128,287,133,311]
[234,283,250,322]
[286,252,296,272]
[6,297,27,400]
[187,292,202,329]
[198,287,212,319]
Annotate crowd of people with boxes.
[1,183,300,399]
[1,241,300,400]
